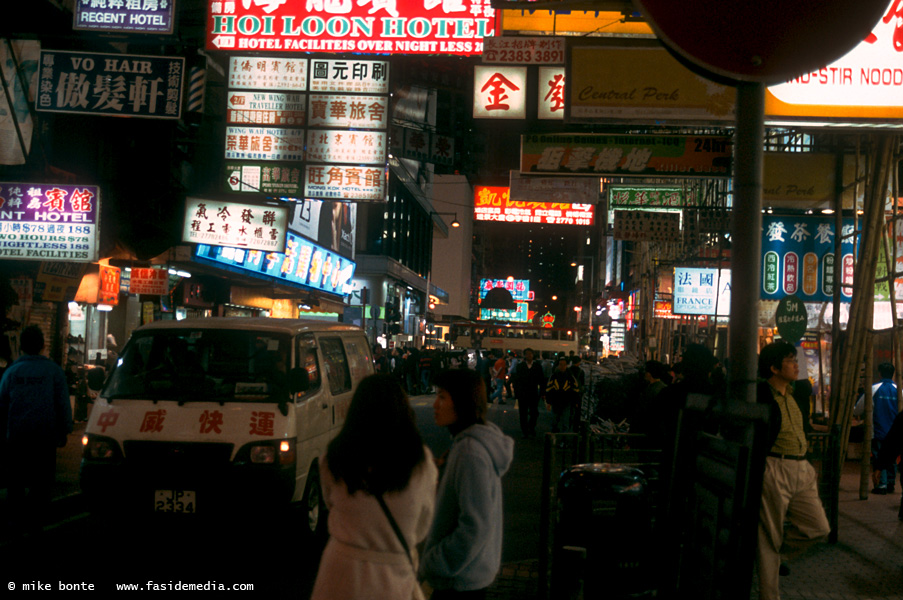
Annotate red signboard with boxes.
[99,265,121,306]
[205,0,495,56]
[473,185,594,226]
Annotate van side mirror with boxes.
[289,367,310,395]
[86,367,106,390]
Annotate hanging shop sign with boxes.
[480,302,530,323]
[228,56,309,90]
[609,185,696,208]
[431,133,454,166]
[761,215,856,303]
[613,210,682,242]
[225,126,305,161]
[673,267,731,317]
[766,1,903,122]
[226,91,307,127]
[0,182,100,262]
[307,93,388,129]
[499,9,654,37]
[473,65,527,119]
[521,134,732,177]
[74,0,176,34]
[195,230,356,297]
[287,199,357,259]
[474,185,594,225]
[775,294,808,344]
[567,45,736,123]
[181,197,289,253]
[128,267,169,296]
[538,66,565,120]
[482,36,565,64]
[305,164,386,201]
[309,59,390,94]
[35,262,87,302]
[99,264,121,305]
[205,0,493,56]
[36,50,184,119]
[479,278,534,302]
[509,172,599,204]
[305,129,387,164]
[609,321,626,353]
[226,163,303,195]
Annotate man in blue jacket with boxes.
[854,361,899,494]
[0,325,73,536]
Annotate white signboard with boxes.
[673,267,731,316]
[305,165,386,201]
[309,59,390,94]
[538,67,565,120]
[182,198,289,253]
[473,65,527,119]
[482,36,565,65]
[225,126,305,161]
[228,56,308,90]
[227,91,307,126]
[306,130,387,164]
[509,172,599,204]
[307,94,388,129]
[128,267,169,296]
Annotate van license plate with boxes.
[154,490,196,513]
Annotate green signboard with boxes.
[775,294,807,345]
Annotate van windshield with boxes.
[103,329,292,404]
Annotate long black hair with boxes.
[434,368,488,436]
[325,373,426,495]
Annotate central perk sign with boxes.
[205,0,494,56]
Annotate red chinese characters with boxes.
[199,410,224,434]
[250,411,275,436]
[480,72,519,111]
[139,409,167,433]
[97,409,119,433]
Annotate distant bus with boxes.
[451,323,579,358]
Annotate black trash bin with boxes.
[553,463,654,599]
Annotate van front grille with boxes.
[123,441,234,469]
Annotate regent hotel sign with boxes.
[205,0,494,55]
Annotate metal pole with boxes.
[728,81,765,404]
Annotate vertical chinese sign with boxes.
[0,182,100,262]
[473,65,527,119]
[761,215,856,303]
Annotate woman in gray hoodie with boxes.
[420,369,515,599]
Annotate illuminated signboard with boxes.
[308,94,389,129]
[482,36,565,64]
[479,278,534,302]
[474,65,527,119]
[609,322,626,353]
[474,185,594,226]
[480,302,530,323]
[538,67,565,120]
[673,267,731,316]
[227,92,307,127]
[225,126,305,162]
[0,182,100,262]
[128,268,169,296]
[181,198,289,253]
[309,59,390,94]
[74,0,175,34]
[608,185,692,226]
[766,1,903,121]
[306,130,387,165]
[761,216,856,303]
[99,264,121,305]
[205,0,493,56]
[228,56,309,90]
[37,50,184,119]
[226,163,303,196]
[195,231,357,297]
[287,199,357,260]
[521,134,732,178]
[305,164,386,201]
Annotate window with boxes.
[296,333,321,397]
[319,337,351,395]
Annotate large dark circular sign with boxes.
[633,0,889,83]
[775,294,808,345]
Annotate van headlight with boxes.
[82,434,122,461]
[239,440,295,466]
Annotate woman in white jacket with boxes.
[311,374,438,600]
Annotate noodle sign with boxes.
[775,294,807,344]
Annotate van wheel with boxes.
[302,464,328,543]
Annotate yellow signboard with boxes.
[568,44,735,123]
[500,10,653,36]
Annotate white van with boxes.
[80,317,373,536]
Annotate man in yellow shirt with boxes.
[755,341,830,600]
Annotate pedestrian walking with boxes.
[420,369,514,599]
[512,348,545,438]
[545,356,580,433]
[874,409,903,520]
[854,361,899,494]
[755,341,830,600]
[311,374,437,600]
[0,325,73,537]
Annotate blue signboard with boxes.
[195,230,355,297]
[761,215,856,303]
